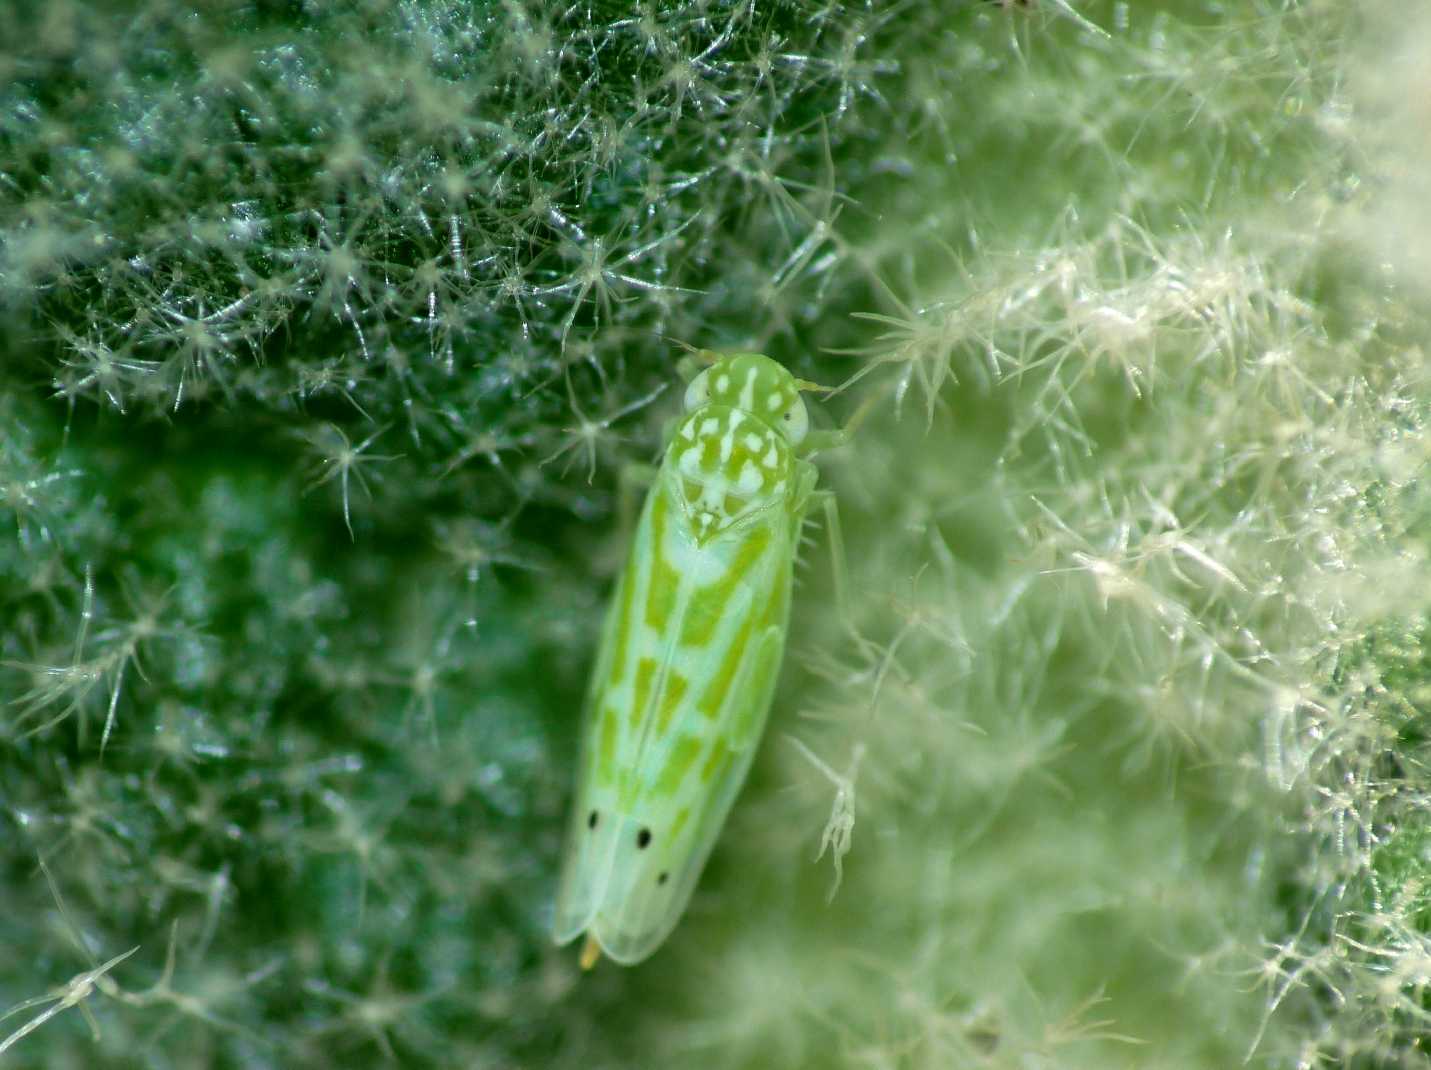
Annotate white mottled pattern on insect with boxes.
[672,405,790,542]
[553,351,826,966]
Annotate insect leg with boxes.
[798,386,883,457]
[617,462,659,541]
[807,489,850,627]
[804,485,874,656]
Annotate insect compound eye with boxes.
[683,368,712,411]
[636,827,652,849]
[780,396,809,445]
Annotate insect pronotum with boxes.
[553,350,851,967]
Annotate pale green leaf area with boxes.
[1,0,1426,1066]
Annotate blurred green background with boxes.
[2,1,1427,1066]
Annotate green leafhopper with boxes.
[553,350,848,967]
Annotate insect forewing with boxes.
[589,538,790,963]
[552,556,634,947]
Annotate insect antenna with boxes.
[794,377,834,393]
